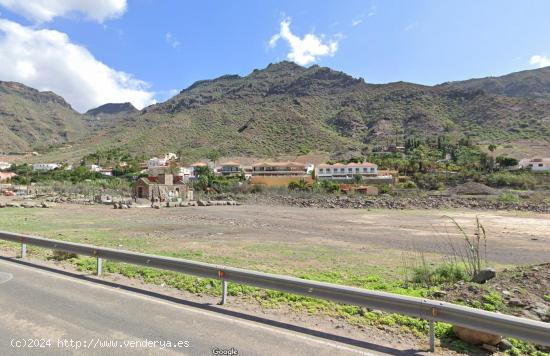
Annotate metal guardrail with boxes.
[1,230,549,351]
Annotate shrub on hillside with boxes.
[486,172,536,189]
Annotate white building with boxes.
[316,162,378,180]
[147,157,168,169]
[32,163,59,172]
[0,161,11,171]
[526,158,550,172]
[100,169,113,177]
[89,164,102,172]
[147,153,179,169]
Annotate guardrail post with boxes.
[220,280,228,305]
[429,320,435,352]
[96,257,102,276]
[20,242,27,259]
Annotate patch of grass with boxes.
[497,191,521,204]
[543,295,550,302]
[507,338,549,356]
[481,291,505,312]
[411,263,467,286]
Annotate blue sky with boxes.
[0,0,549,112]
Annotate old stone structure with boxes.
[132,174,193,202]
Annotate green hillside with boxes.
[0,81,87,153]
[82,62,550,160]
[3,62,550,161]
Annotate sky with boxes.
[0,0,549,113]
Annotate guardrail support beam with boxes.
[20,243,26,259]
[429,320,435,352]
[96,257,102,276]
[219,280,228,305]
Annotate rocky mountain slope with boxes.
[2,62,550,159]
[90,62,550,159]
[438,66,550,98]
[0,81,87,153]
[85,102,138,117]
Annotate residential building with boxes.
[176,166,193,181]
[0,172,17,182]
[251,161,308,176]
[188,162,210,178]
[525,158,550,172]
[250,161,312,187]
[0,161,11,171]
[32,163,59,171]
[147,157,169,169]
[89,164,102,172]
[315,162,378,181]
[146,153,178,169]
[219,161,242,177]
[100,168,113,176]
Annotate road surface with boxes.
[0,259,378,356]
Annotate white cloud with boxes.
[0,0,127,23]
[351,19,363,27]
[368,4,376,17]
[165,32,181,49]
[0,19,155,112]
[269,18,339,66]
[530,55,550,68]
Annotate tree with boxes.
[193,166,219,192]
[288,179,309,191]
[496,156,519,168]
[488,144,497,153]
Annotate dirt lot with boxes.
[1,204,549,272]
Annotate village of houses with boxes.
[1,153,550,208]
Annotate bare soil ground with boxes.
[1,204,549,269]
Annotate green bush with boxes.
[401,181,417,189]
[316,180,340,193]
[487,172,536,189]
[497,191,521,203]
[288,180,309,191]
[412,263,467,286]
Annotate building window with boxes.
[319,168,324,173]
[348,168,353,173]
[370,167,374,172]
[363,167,368,172]
[340,168,345,173]
[355,168,360,173]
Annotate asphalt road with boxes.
[0,259,375,356]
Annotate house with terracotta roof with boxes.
[315,162,378,181]
[251,161,308,176]
[526,158,550,172]
[219,161,242,177]
[0,172,17,182]
[250,161,312,186]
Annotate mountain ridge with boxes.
[2,62,550,159]
[0,81,87,153]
